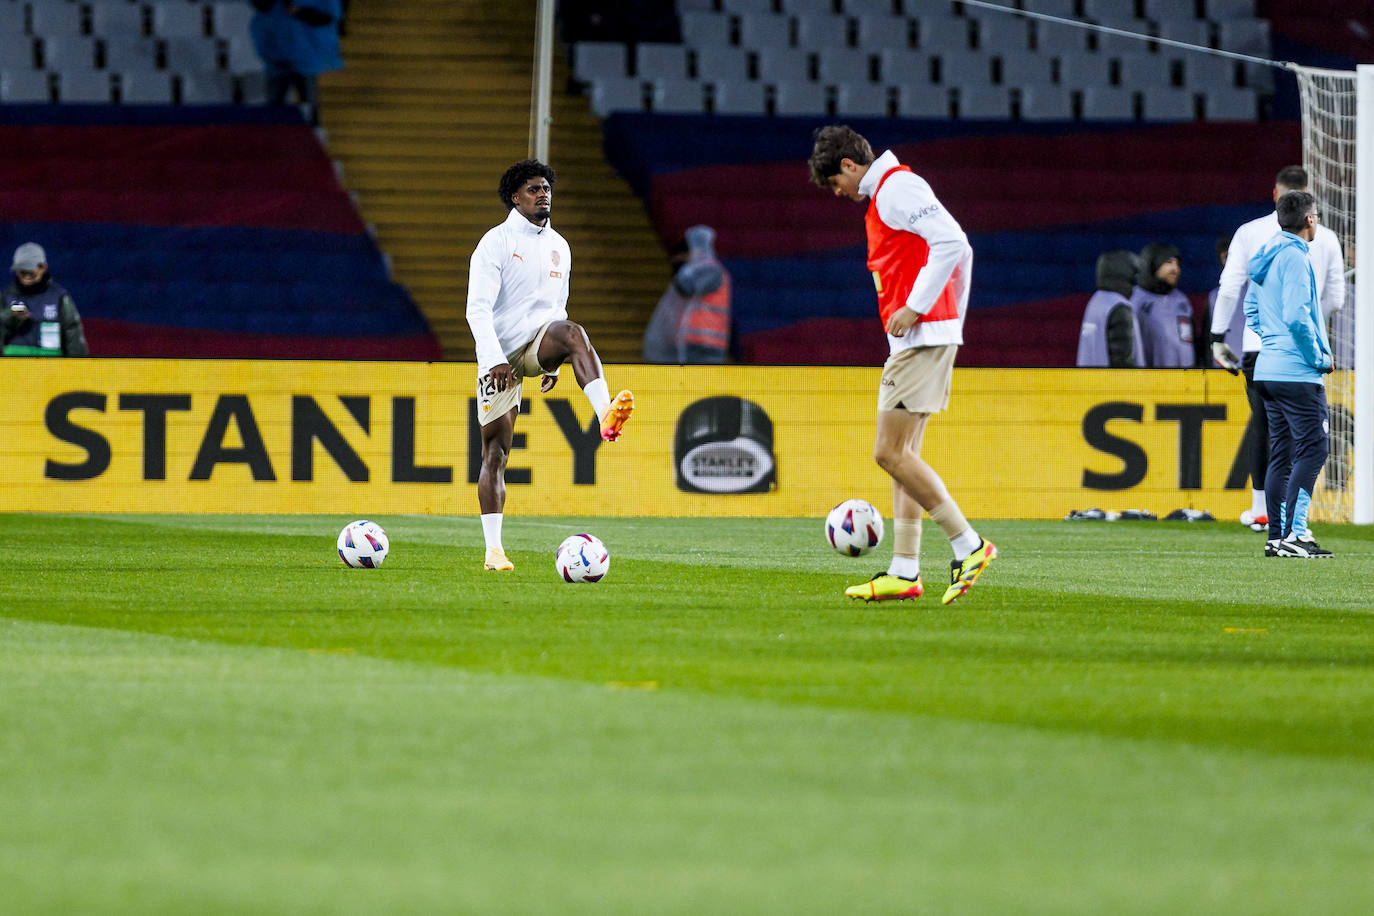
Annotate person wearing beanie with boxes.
[1077,250,1144,368]
[1130,242,1196,368]
[2,243,88,357]
[642,224,732,364]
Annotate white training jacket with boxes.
[1210,211,1345,353]
[858,149,973,353]
[466,207,572,372]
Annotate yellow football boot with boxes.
[845,573,924,602]
[600,389,635,442]
[941,538,997,605]
[483,547,514,571]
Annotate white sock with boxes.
[480,513,503,551]
[583,377,611,418]
[951,528,982,561]
[887,556,920,579]
[1251,489,1266,516]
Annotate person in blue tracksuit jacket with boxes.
[1243,190,1335,558]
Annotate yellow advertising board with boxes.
[0,359,1282,520]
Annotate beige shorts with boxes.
[476,322,555,425]
[877,345,958,414]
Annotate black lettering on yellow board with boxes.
[546,399,603,485]
[393,396,452,483]
[1156,404,1227,489]
[1082,402,1147,490]
[118,394,191,480]
[189,395,275,481]
[44,391,110,480]
[292,396,368,482]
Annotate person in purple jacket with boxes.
[1131,243,1196,368]
[1077,250,1144,368]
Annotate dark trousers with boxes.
[1255,379,1329,540]
[1241,351,1268,492]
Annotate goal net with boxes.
[1292,64,1373,524]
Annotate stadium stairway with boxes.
[318,0,667,363]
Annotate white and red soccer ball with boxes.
[825,499,884,557]
[555,533,610,583]
[337,520,389,568]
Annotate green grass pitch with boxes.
[4,512,1374,914]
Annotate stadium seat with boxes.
[223,35,262,74]
[853,15,911,51]
[1020,85,1073,120]
[1116,52,1171,89]
[58,68,113,103]
[151,3,208,38]
[815,47,871,84]
[650,78,706,113]
[997,53,1053,88]
[0,2,26,34]
[29,1,85,36]
[914,17,970,52]
[772,79,827,115]
[757,46,810,82]
[722,0,774,13]
[959,85,1010,119]
[894,84,949,118]
[102,37,162,73]
[1204,0,1255,19]
[1216,19,1269,56]
[41,35,98,69]
[1058,53,1111,90]
[835,81,887,117]
[89,0,148,38]
[179,70,234,103]
[712,79,766,115]
[0,67,51,102]
[1185,56,1239,99]
[795,14,849,51]
[936,50,992,87]
[972,14,1030,53]
[165,36,223,74]
[1140,86,1194,121]
[1034,22,1086,55]
[780,0,834,13]
[680,11,731,48]
[694,45,751,82]
[677,0,716,10]
[1155,19,1213,48]
[210,1,254,40]
[635,43,688,79]
[1020,0,1075,15]
[237,70,266,103]
[1082,0,1138,20]
[844,0,900,15]
[119,69,175,104]
[878,48,932,84]
[737,13,792,49]
[1081,86,1135,120]
[1092,20,1155,55]
[1201,85,1256,120]
[589,76,642,116]
[573,42,626,82]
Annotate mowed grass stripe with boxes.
[2,618,1374,915]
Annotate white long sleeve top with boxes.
[466,207,571,372]
[858,149,973,351]
[1210,211,1345,353]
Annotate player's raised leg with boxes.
[478,406,516,571]
[537,319,634,441]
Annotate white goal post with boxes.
[1292,63,1373,524]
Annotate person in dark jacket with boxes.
[1076,250,1144,367]
[250,0,342,120]
[2,243,88,357]
[1130,242,1196,367]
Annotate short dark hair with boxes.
[808,125,874,187]
[498,159,556,209]
[1275,165,1308,192]
[1277,190,1316,233]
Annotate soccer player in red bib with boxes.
[808,126,996,604]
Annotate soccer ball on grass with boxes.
[554,533,610,583]
[825,499,884,557]
[338,520,389,568]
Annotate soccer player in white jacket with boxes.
[1210,165,1345,534]
[466,159,634,572]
